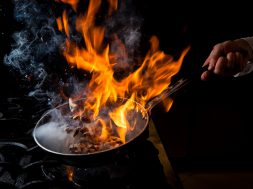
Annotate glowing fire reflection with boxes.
[66,166,74,182]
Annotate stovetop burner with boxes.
[0,96,50,140]
[0,97,174,189]
[0,139,171,189]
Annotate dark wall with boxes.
[135,0,253,67]
[141,0,253,171]
[0,1,19,97]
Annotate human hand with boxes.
[201,39,253,81]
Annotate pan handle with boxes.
[145,65,209,113]
[145,78,191,113]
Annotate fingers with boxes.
[235,52,246,70]
[201,39,252,81]
[226,52,235,69]
[201,70,211,81]
[214,56,227,75]
[201,51,246,81]
[203,44,224,68]
[208,57,217,71]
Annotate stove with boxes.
[0,96,181,189]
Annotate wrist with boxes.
[240,37,253,60]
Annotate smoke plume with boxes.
[4,0,65,105]
[4,0,143,105]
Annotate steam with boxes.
[34,108,75,153]
[35,121,70,153]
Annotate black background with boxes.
[1,0,253,171]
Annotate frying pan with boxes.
[33,68,201,167]
[33,97,150,167]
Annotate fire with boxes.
[55,0,79,11]
[66,166,74,182]
[56,0,189,144]
[56,10,70,46]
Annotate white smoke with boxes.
[3,0,65,105]
[34,108,76,153]
[105,0,143,71]
[3,0,143,104]
[35,121,70,153]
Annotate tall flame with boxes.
[56,0,189,143]
[56,0,79,11]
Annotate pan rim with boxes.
[33,97,149,156]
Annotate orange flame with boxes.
[107,0,118,15]
[97,118,109,140]
[57,0,189,143]
[66,166,74,182]
[55,0,79,11]
[57,10,70,37]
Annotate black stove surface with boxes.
[0,97,172,189]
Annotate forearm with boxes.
[234,37,253,77]
[241,37,253,53]
[234,62,253,77]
